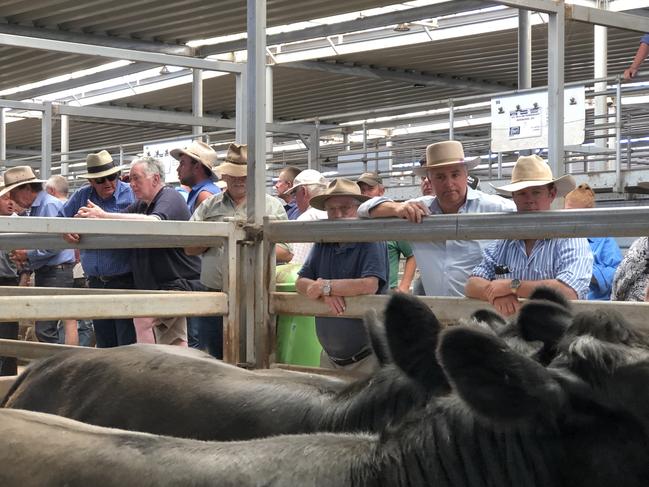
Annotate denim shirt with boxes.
[26,191,75,270]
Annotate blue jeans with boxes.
[57,320,94,347]
[34,264,74,343]
[87,274,137,348]
[188,315,223,359]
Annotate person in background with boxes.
[45,175,69,201]
[0,180,21,375]
[186,144,291,358]
[171,140,221,213]
[284,169,328,265]
[623,34,649,80]
[3,166,76,344]
[274,166,302,220]
[356,172,416,293]
[466,155,592,316]
[564,183,621,301]
[76,157,201,347]
[296,178,388,374]
[61,150,136,348]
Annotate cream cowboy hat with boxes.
[494,155,576,197]
[78,150,123,179]
[0,166,45,197]
[413,140,480,176]
[282,169,327,196]
[170,140,218,171]
[214,143,248,178]
[309,178,370,211]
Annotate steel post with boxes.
[448,100,455,140]
[615,78,623,193]
[60,113,69,176]
[41,102,53,178]
[547,3,565,177]
[0,108,6,163]
[518,9,532,89]
[192,69,203,137]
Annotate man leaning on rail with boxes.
[60,150,137,348]
[357,140,515,297]
[465,155,593,317]
[296,178,389,375]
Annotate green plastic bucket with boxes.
[275,263,322,366]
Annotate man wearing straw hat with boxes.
[465,155,593,316]
[171,140,221,214]
[60,150,137,348]
[296,178,389,374]
[1,166,76,343]
[185,143,292,358]
[358,140,515,297]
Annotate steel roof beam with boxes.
[281,60,509,93]
[0,32,243,73]
[0,22,193,56]
[199,0,499,56]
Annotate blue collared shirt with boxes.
[187,179,221,214]
[59,181,135,277]
[642,33,649,45]
[357,187,516,296]
[588,237,621,301]
[471,237,593,300]
[284,199,301,220]
[26,191,76,270]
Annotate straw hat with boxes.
[309,178,370,211]
[214,143,248,178]
[170,140,218,171]
[413,140,479,176]
[494,155,576,197]
[356,172,383,187]
[283,169,327,196]
[0,166,45,197]
[565,183,595,208]
[78,150,123,179]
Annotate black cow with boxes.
[1,304,648,487]
[2,293,449,440]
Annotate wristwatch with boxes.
[510,278,521,295]
[322,280,332,297]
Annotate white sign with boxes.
[142,139,193,184]
[491,86,585,152]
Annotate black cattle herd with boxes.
[1,290,648,486]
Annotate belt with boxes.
[0,276,19,285]
[91,272,132,283]
[37,263,75,272]
[328,348,372,367]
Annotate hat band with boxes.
[87,162,117,174]
[224,158,246,165]
[511,176,553,184]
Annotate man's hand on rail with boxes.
[76,200,106,219]
[306,278,325,300]
[184,246,208,256]
[63,233,80,244]
[395,201,429,224]
[485,279,515,304]
[492,294,520,317]
[323,295,346,316]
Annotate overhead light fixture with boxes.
[159,65,170,75]
[393,23,411,32]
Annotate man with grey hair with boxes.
[45,175,69,201]
[76,157,201,346]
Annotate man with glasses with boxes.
[296,178,388,374]
[60,150,137,348]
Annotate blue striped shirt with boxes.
[26,191,76,270]
[59,181,135,277]
[471,237,593,299]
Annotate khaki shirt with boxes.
[191,192,289,289]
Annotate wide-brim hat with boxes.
[413,140,480,176]
[214,143,248,178]
[283,169,327,196]
[78,150,123,179]
[493,155,576,197]
[309,178,370,211]
[170,140,218,171]
[0,166,45,197]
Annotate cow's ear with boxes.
[517,300,572,365]
[363,309,391,367]
[529,286,571,309]
[438,326,565,422]
[471,308,508,334]
[383,293,448,391]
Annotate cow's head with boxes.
[437,308,649,487]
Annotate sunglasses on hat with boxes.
[90,173,119,184]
